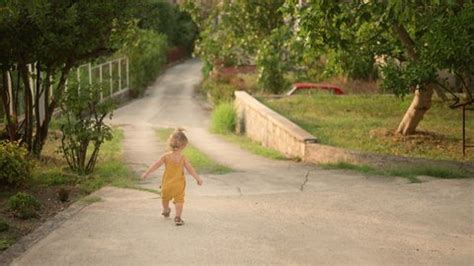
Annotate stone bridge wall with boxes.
[234,91,474,171]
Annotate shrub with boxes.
[58,82,114,175]
[0,219,9,232]
[121,29,168,97]
[0,141,32,186]
[8,192,41,219]
[202,61,213,79]
[256,28,291,94]
[211,103,236,134]
[202,79,237,105]
[0,240,9,251]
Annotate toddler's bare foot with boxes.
[161,209,171,218]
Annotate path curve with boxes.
[112,59,323,197]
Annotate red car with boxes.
[286,83,345,96]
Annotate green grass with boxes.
[263,93,474,161]
[80,195,102,203]
[0,238,14,251]
[321,162,474,183]
[156,128,232,174]
[79,129,137,194]
[0,230,17,251]
[207,101,286,160]
[210,102,236,134]
[32,128,137,194]
[220,134,286,160]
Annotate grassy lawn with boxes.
[321,162,474,183]
[219,134,286,160]
[156,128,232,174]
[35,128,137,193]
[263,93,474,162]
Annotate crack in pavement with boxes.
[236,186,243,196]
[300,171,310,192]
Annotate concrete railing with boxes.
[234,91,474,170]
[234,91,316,159]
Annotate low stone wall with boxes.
[234,90,474,171]
[234,91,316,159]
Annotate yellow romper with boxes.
[161,154,186,203]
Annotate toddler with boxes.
[142,128,203,226]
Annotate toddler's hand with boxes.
[196,178,203,186]
[141,173,147,180]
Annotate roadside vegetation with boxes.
[0,128,134,251]
[321,162,474,183]
[209,102,285,160]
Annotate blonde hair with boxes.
[167,128,188,151]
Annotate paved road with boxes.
[10,59,474,265]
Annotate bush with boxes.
[0,240,9,251]
[0,141,32,186]
[202,78,237,105]
[0,219,9,232]
[8,192,41,219]
[58,82,114,175]
[121,29,168,97]
[135,1,197,53]
[211,103,236,134]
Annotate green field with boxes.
[263,93,474,162]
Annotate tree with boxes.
[0,0,134,155]
[182,0,289,91]
[286,0,474,135]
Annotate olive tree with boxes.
[286,0,473,135]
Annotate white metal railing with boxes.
[0,57,129,123]
[75,57,129,100]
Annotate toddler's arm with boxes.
[141,155,165,179]
[183,157,203,185]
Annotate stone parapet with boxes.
[234,91,316,159]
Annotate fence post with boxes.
[99,64,103,100]
[7,71,14,114]
[109,61,113,95]
[118,58,122,92]
[126,58,130,90]
[77,67,81,91]
[88,63,92,85]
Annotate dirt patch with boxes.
[369,128,463,158]
[370,128,448,145]
[0,185,81,252]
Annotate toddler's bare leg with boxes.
[162,200,170,211]
[175,203,183,218]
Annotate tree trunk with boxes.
[392,23,436,135]
[396,85,434,135]
[32,63,72,156]
[1,70,17,140]
[19,64,34,151]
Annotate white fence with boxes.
[75,57,129,100]
[0,57,129,123]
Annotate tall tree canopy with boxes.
[0,0,134,155]
[287,0,474,134]
[185,0,474,135]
